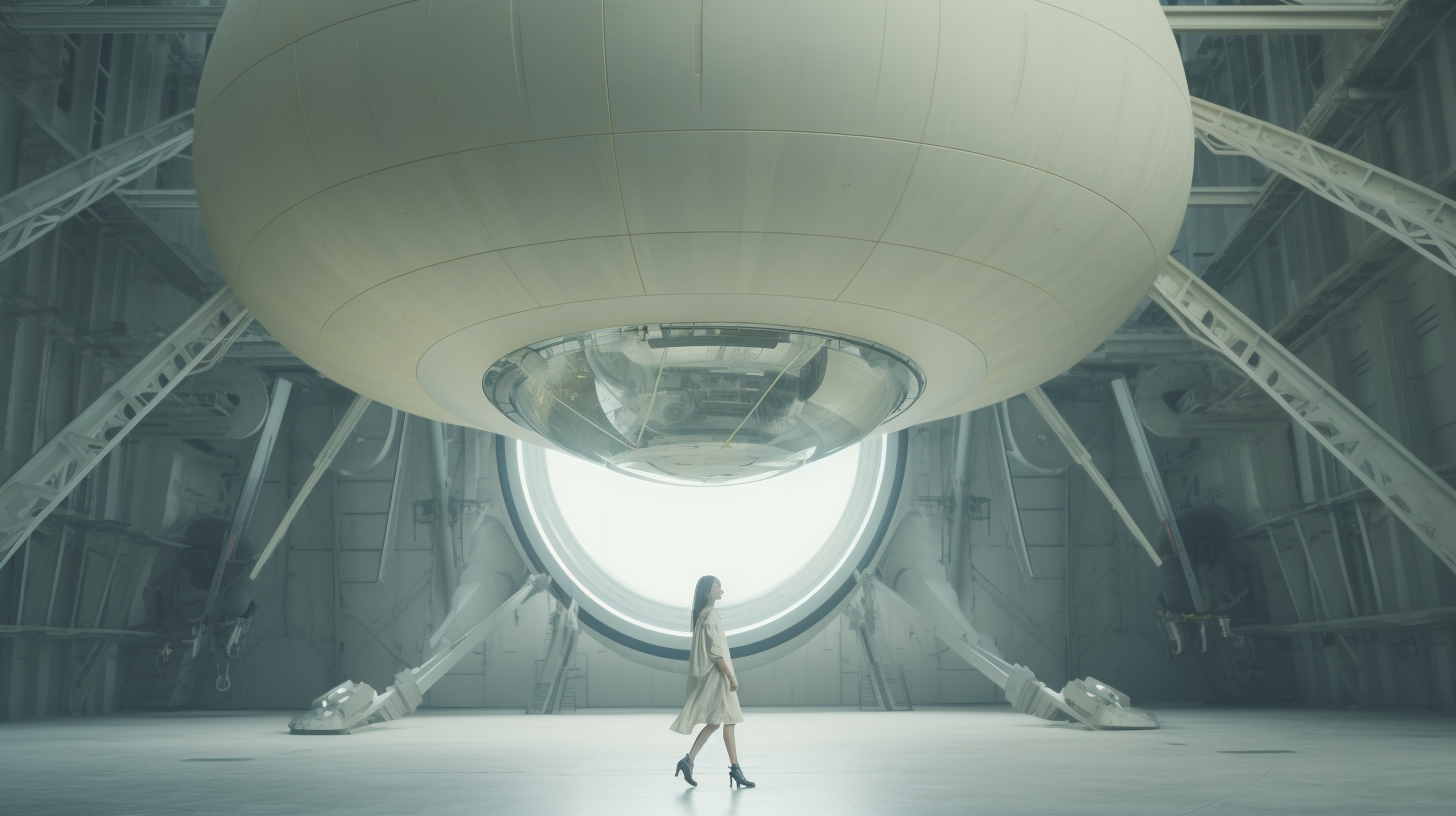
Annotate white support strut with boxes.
[1,6,226,33]
[869,576,1158,730]
[0,109,194,264]
[1190,97,1456,280]
[1110,378,1208,612]
[289,574,551,734]
[1152,258,1456,574]
[1024,387,1163,568]
[0,288,252,571]
[992,402,1035,579]
[1164,5,1394,35]
[250,394,373,580]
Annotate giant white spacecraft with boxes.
[194,0,1192,486]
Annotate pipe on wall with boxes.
[428,421,459,605]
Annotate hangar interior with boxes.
[0,1,1454,814]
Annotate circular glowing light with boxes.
[543,443,860,605]
[501,432,903,666]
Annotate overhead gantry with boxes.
[0,3,1400,36]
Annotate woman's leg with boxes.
[689,723,719,760]
[722,724,739,765]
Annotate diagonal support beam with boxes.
[202,378,292,622]
[289,574,551,734]
[0,109,193,264]
[992,403,1035,578]
[377,416,411,584]
[871,576,1158,729]
[1190,97,1456,280]
[1111,378,1208,612]
[1189,186,1264,208]
[250,395,372,580]
[0,288,251,570]
[1152,258,1456,575]
[1024,387,1163,567]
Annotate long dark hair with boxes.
[690,575,719,629]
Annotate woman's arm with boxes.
[705,610,738,691]
[714,657,738,692]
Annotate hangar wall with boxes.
[2,4,1455,719]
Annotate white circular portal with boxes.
[544,444,859,605]
[501,431,905,666]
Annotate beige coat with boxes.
[669,607,744,734]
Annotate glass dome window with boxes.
[483,324,922,485]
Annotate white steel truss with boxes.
[1152,258,1456,574]
[1190,97,1456,279]
[0,289,252,571]
[0,109,194,264]
[1164,4,1393,35]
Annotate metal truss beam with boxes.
[117,189,198,211]
[0,288,251,571]
[0,109,193,264]
[1191,97,1456,280]
[1174,1,1455,299]
[1236,605,1456,636]
[1152,258,1456,575]
[1164,5,1394,35]
[0,624,158,641]
[1189,186,1264,208]
[2,6,224,34]
[1024,387,1163,567]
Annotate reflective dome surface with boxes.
[484,324,921,484]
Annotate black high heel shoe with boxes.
[675,754,697,787]
[729,763,756,788]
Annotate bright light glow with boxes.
[544,445,861,606]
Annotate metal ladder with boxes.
[527,598,580,714]
[853,583,911,711]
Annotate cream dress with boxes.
[669,607,744,734]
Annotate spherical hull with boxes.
[195,0,1192,452]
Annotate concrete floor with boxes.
[2,706,1453,815]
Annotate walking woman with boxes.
[671,575,755,788]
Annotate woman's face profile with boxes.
[710,581,723,601]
